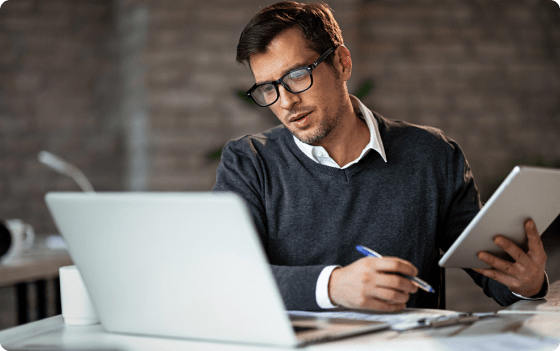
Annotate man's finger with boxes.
[525,219,540,248]
[524,219,547,263]
[360,298,406,312]
[374,272,418,294]
[478,251,517,277]
[473,267,517,288]
[492,235,529,266]
[366,285,411,304]
[366,257,418,277]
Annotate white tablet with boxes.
[439,166,560,268]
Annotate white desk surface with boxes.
[1,282,560,351]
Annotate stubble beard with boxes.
[291,115,338,144]
[291,96,346,145]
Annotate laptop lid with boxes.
[45,192,387,347]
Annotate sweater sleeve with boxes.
[439,138,521,306]
[212,138,325,311]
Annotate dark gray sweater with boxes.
[213,112,520,310]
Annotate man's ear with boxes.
[333,46,352,81]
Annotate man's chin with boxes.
[291,129,327,145]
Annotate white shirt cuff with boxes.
[316,265,340,309]
[511,271,549,300]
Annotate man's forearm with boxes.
[271,264,326,311]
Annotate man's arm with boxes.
[439,137,547,305]
[213,139,328,311]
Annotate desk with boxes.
[0,282,559,351]
[0,235,72,325]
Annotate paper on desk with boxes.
[308,333,560,351]
[499,280,560,314]
[288,308,452,331]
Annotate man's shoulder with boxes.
[224,124,290,155]
[375,112,454,147]
[234,124,286,143]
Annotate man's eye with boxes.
[288,69,308,81]
[260,85,275,95]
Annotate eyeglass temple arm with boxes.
[310,46,337,70]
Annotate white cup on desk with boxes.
[59,265,100,325]
[0,219,35,264]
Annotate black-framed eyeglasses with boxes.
[246,47,337,107]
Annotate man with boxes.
[213,1,548,311]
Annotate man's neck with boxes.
[311,100,370,167]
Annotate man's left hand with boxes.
[474,219,547,297]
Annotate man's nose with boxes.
[278,85,301,110]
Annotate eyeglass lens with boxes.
[251,68,311,106]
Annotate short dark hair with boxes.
[236,1,343,68]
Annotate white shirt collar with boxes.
[293,95,387,169]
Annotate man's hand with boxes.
[474,219,547,297]
[328,257,419,311]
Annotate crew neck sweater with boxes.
[213,112,520,311]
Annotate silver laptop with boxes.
[45,192,388,347]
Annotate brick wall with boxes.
[357,0,560,200]
[4,0,557,234]
[131,0,360,192]
[0,0,122,234]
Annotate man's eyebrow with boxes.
[255,61,308,86]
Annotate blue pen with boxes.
[356,245,435,293]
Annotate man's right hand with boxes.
[328,257,419,311]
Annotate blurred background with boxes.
[0,0,559,329]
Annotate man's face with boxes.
[249,27,349,145]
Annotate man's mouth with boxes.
[289,111,312,124]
